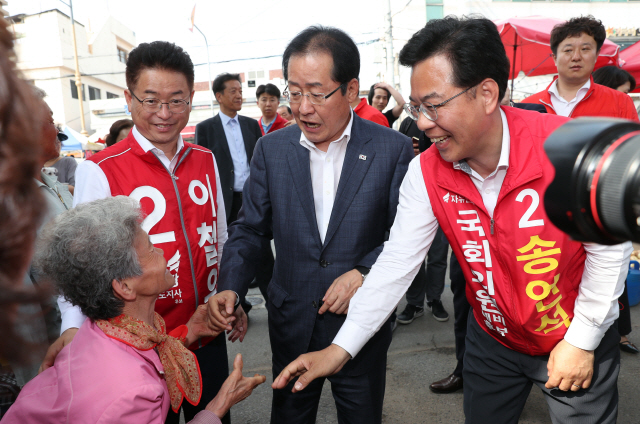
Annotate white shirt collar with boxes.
[299,109,354,152]
[219,110,239,126]
[132,125,184,156]
[548,78,591,105]
[454,108,510,177]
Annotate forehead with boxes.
[223,79,241,91]
[259,93,278,99]
[134,68,190,95]
[409,54,454,101]
[287,52,334,87]
[560,32,597,47]
[373,89,388,97]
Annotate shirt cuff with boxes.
[332,319,373,358]
[58,297,87,334]
[563,316,608,351]
[188,410,222,424]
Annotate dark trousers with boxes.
[229,191,274,310]
[165,335,230,424]
[405,227,449,306]
[271,315,387,424]
[463,313,619,424]
[616,278,632,337]
[449,253,470,377]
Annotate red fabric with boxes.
[88,133,220,340]
[494,16,619,78]
[259,113,289,135]
[620,40,640,93]
[420,106,587,355]
[353,98,390,127]
[522,76,639,121]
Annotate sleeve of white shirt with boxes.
[333,157,440,357]
[60,160,112,333]
[563,241,632,351]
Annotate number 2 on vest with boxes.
[516,189,544,228]
[129,186,177,244]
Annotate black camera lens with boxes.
[544,118,640,245]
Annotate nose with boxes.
[571,49,582,61]
[156,103,172,119]
[298,95,315,115]
[416,112,437,132]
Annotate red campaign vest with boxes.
[89,133,219,338]
[421,107,586,355]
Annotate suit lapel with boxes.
[287,138,323,249]
[238,116,255,163]
[213,114,233,163]
[322,117,375,250]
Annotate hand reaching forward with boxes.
[206,290,238,333]
[39,327,78,373]
[545,339,594,392]
[205,354,266,418]
[272,344,351,392]
[227,305,248,343]
[318,269,363,315]
[184,304,222,346]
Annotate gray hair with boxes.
[34,196,143,320]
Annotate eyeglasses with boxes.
[403,86,473,122]
[283,83,344,106]
[129,90,190,114]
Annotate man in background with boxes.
[256,83,290,135]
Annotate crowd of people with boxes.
[1,10,640,424]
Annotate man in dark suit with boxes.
[196,73,273,306]
[207,26,413,423]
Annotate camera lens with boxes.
[544,118,640,245]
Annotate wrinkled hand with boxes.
[272,344,351,392]
[205,354,266,418]
[39,327,78,373]
[318,269,363,315]
[227,305,248,343]
[185,304,221,346]
[206,291,238,333]
[545,339,594,392]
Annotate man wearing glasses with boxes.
[207,26,413,423]
[50,41,240,424]
[272,17,630,424]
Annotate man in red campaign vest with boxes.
[273,17,631,424]
[45,42,245,424]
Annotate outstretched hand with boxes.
[205,354,266,418]
[272,344,351,392]
[227,305,248,343]
[206,290,238,333]
[184,304,222,346]
[318,269,363,315]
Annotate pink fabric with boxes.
[3,319,171,423]
[620,40,640,93]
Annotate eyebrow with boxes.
[142,89,185,96]
[409,91,442,104]
[287,80,323,89]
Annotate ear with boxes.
[189,90,195,112]
[112,278,136,301]
[479,79,500,115]
[346,78,359,104]
[124,89,134,113]
[214,91,221,103]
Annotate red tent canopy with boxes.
[620,40,640,93]
[494,16,620,79]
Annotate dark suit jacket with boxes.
[195,113,262,221]
[218,114,413,375]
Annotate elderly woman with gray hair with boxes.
[3,196,265,423]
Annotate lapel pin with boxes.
[359,154,367,161]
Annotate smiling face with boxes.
[410,54,495,165]
[131,227,175,297]
[125,68,193,151]
[288,52,357,151]
[553,33,599,86]
[371,88,389,112]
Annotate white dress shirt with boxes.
[60,126,228,333]
[548,79,591,117]
[299,110,354,243]
[219,111,250,192]
[333,108,631,357]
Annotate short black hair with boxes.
[550,16,606,56]
[283,25,359,95]
[212,73,241,96]
[278,105,291,114]
[593,65,636,92]
[126,41,194,90]
[256,83,281,100]
[399,16,510,103]
[368,84,390,106]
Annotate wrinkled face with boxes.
[553,33,599,86]
[617,81,631,94]
[409,54,487,164]
[288,52,356,150]
[125,68,194,149]
[277,106,293,121]
[372,88,389,111]
[40,103,59,163]
[258,93,279,120]
[216,79,243,113]
[132,227,175,297]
